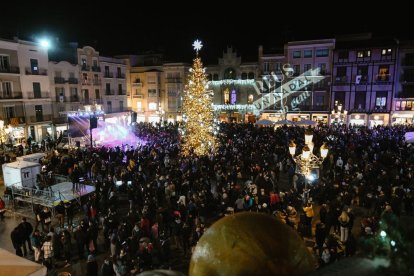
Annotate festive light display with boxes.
[181,41,216,156]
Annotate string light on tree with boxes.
[181,40,216,156]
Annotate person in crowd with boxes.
[87,254,99,276]
[18,217,33,256]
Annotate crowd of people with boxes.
[3,122,414,274]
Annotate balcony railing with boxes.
[117,73,125,79]
[95,99,103,105]
[105,89,115,96]
[54,77,66,84]
[29,114,52,123]
[0,66,20,74]
[91,66,101,72]
[118,90,126,95]
[70,95,79,102]
[25,68,48,75]
[81,65,90,71]
[68,77,78,84]
[166,77,182,83]
[334,76,349,84]
[93,79,101,85]
[26,92,50,99]
[53,117,67,124]
[132,82,142,87]
[104,72,113,78]
[295,105,329,111]
[354,75,369,84]
[4,116,25,125]
[0,92,23,99]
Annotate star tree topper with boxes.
[192,39,203,54]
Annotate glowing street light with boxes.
[289,129,329,189]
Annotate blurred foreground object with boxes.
[190,212,315,276]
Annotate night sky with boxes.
[1,1,412,63]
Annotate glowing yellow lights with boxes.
[181,55,216,156]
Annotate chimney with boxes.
[258,45,263,59]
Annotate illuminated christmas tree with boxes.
[181,40,216,156]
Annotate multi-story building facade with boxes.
[0,38,25,145]
[0,38,53,144]
[126,53,189,123]
[207,47,259,122]
[100,56,127,115]
[332,34,397,126]
[393,41,414,125]
[284,39,335,124]
[48,60,80,134]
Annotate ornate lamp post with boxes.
[289,129,329,186]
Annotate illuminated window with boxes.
[231,89,237,104]
[375,91,387,108]
[149,102,157,110]
[137,102,142,111]
[395,101,400,111]
[377,65,390,81]
[381,48,392,56]
[293,51,301,58]
[224,88,230,104]
[248,94,254,104]
[357,50,371,58]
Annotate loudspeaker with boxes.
[90,116,98,129]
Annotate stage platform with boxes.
[12,182,95,212]
[50,182,95,205]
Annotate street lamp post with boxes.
[331,100,348,125]
[289,129,329,190]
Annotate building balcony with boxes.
[28,115,52,123]
[166,77,182,83]
[53,117,67,124]
[133,93,144,98]
[26,92,50,99]
[371,107,390,113]
[354,75,369,84]
[105,90,115,96]
[93,79,101,85]
[375,78,392,85]
[95,99,104,105]
[25,68,48,75]
[0,66,20,74]
[0,92,23,100]
[68,77,78,84]
[104,72,113,78]
[295,105,329,111]
[81,65,90,71]
[81,80,91,86]
[70,95,79,102]
[334,76,349,84]
[54,77,66,84]
[132,82,142,87]
[118,90,126,95]
[4,116,25,125]
[117,73,125,79]
[91,66,101,72]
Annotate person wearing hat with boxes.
[87,254,98,276]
